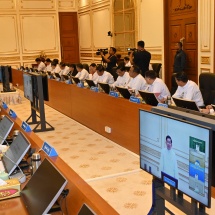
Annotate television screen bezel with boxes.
[23,72,34,102]
[139,109,212,207]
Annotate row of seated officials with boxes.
[34,57,213,114]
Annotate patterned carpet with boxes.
[7,89,215,215]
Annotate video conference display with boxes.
[23,73,33,102]
[139,110,211,207]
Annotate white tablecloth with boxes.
[0,91,21,105]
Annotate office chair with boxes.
[111,67,118,81]
[151,63,162,77]
[199,73,215,105]
[83,64,89,72]
[171,73,178,96]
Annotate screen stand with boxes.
[26,74,54,133]
[148,177,208,215]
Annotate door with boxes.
[59,12,80,63]
[164,0,198,89]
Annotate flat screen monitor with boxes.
[23,73,33,102]
[2,132,31,175]
[139,109,212,207]
[0,66,13,92]
[0,115,14,145]
[138,90,159,106]
[98,82,110,94]
[172,97,200,111]
[115,86,131,99]
[21,158,68,215]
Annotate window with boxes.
[114,0,135,54]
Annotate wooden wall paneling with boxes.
[59,12,80,63]
[19,0,56,10]
[0,0,15,10]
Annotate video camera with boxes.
[96,48,108,55]
[127,48,137,55]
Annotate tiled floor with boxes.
[8,90,215,215]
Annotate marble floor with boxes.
[8,90,215,215]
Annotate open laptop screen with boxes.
[21,158,68,215]
[172,97,200,111]
[0,115,14,145]
[138,90,159,106]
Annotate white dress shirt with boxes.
[88,72,99,82]
[45,64,52,72]
[112,72,130,88]
[95,71,114,84]
[127,74,147,95]
[172,80,204,106]
[59,66,70,76]
[146,78,170,100]
[125,61,132,67]
[75,68,89,81]
[52,64,61,74]
[37,62,46,72]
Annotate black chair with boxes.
[199,73,215,106]
[151,63,162,77]
[111,67,118,81]
[83,63,89,72]
[171,73,178,96]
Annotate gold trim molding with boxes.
[151,54,162,61]
[0,56,20,61]
[201,56,210,64]
[80,53,93,57]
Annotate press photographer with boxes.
[100,47,117,74]
[129,40,151,77]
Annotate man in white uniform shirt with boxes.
[51,62,61,74]
[112,63,130,88]
[45,58,52,72]
[173,71,204,107]
[124,56,132,67]
[59,62,70,76]
[88,63,98,82]
[35,58,46,72]
[75,63,89,81]
[160,135,178,180]
[95,64,114,85]
[145,70,170,102]
[127,65,147,96]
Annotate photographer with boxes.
[100,47,117,73]
[129,40,151,77]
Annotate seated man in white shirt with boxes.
[59,62,70,76]
[112,62,130,88]
[75,63,89,81]
[145,70,170,103]
[88,63,98,82]
[127,65,147,96]
[95,64,114,85]
[51,62,61,74]
[124,56,132,67]
[172,71,204,107]
[45,58,52,72]
[35,58,46,72]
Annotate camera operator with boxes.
[129,40,151,77]
[100,47,117,73]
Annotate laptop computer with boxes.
[78,203,96,215]
[71,76,80,84]
[54,73,61,79]
[115,86,131,99]
[98,82,110,94]
[172,97,200,111]
[21,158,68,215]
[0,115,14,145]
[85,79,96,88]
[62,75,69,81]
[0,132,31,175]
[138,90,159,106]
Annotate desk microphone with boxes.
[2,152,26,183]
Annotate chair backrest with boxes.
[151,63,162,77]
[199,73,215,105]
[111,66,118,81]
[171,73,178,96]
[83,63,89,72]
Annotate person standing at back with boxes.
[173,42,186,73]
[129,40,151,77]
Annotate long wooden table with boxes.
[0,107,119,215]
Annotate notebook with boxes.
[98,82,110,94]
[85,79,96,88]
[115,86,131,99]
[172,97,200,111]
[138,90,159,106]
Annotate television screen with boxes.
[0,115,14,145]
[23,73,33,102]
[139,109,211,207]
[21,158,68,215]
[0,66,12,92]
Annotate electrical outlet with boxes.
[105,126,111,133]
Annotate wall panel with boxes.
[0,0,15,10]
[19,0,56,10]
[58,0,76,11]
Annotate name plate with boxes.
[157,103,168,108]
[21,121,32,132]
[129,96,141,104]
[77,82,84,88]
[56,77,61,82]
[42,142,58,157]
[9,109,17,118]
[109,91,119,98]
[90,86,98,92]
[2,102,8,109]
[65,80,71,84]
